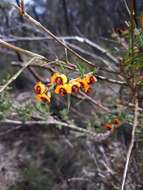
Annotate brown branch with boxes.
[1,36,121,74]
[0,39,45,58]
[14,5,94,66]
[0,57,37,93]
[11,60,126,86]
[0,38,48,82]
[3,35,118,66]
[13,4,118,69]
[66,42,117,71]
[79,92,111,113]
[0,118,112,142]
[0,38,50,82]
[96,75,126,85]
[121,95,139,190]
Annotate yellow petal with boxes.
[54,84,71,96]
[85,74,97,85]
[35,94,51,103]
[69,80,80,93]
[34,82,46,94]
[60,74,68,84]
[50,73,60,84]
[50,73,67,85]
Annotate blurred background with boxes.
[0,1,143,190]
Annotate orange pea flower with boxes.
[79,79,92,93]
[35,93,51,103]
[104,123,114,132]
[34,82,47,94]
[50,73,67,85]
[112,118,121,126]
[55,84,71,96]
[85,74,97,85]
[104,118,121,132]
[69,80,81,93]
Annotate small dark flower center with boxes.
[112,119,120,125]
[80,82,84,88]
[106,125,112,130]
[86,86,92,94]
[41,97,48,102]
[35,86,41,94]
[59,88,67,96]
[88,76,96,85]
[72,85,79,93]
[55,77,63,85]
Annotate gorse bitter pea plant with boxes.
[34,72,97,104]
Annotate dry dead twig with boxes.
[0,117,112,142]
[0,57,37,93]
[121,96,139,190]
[14,4,118,69]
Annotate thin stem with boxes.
[0,39,46,59]
[14,4,117,67]
[122,0,130,15]
[0,57,36,93]
[121,95,139,190]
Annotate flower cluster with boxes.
[34,72,97,103]
[103,118,121,132]
[34,81,51,103]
